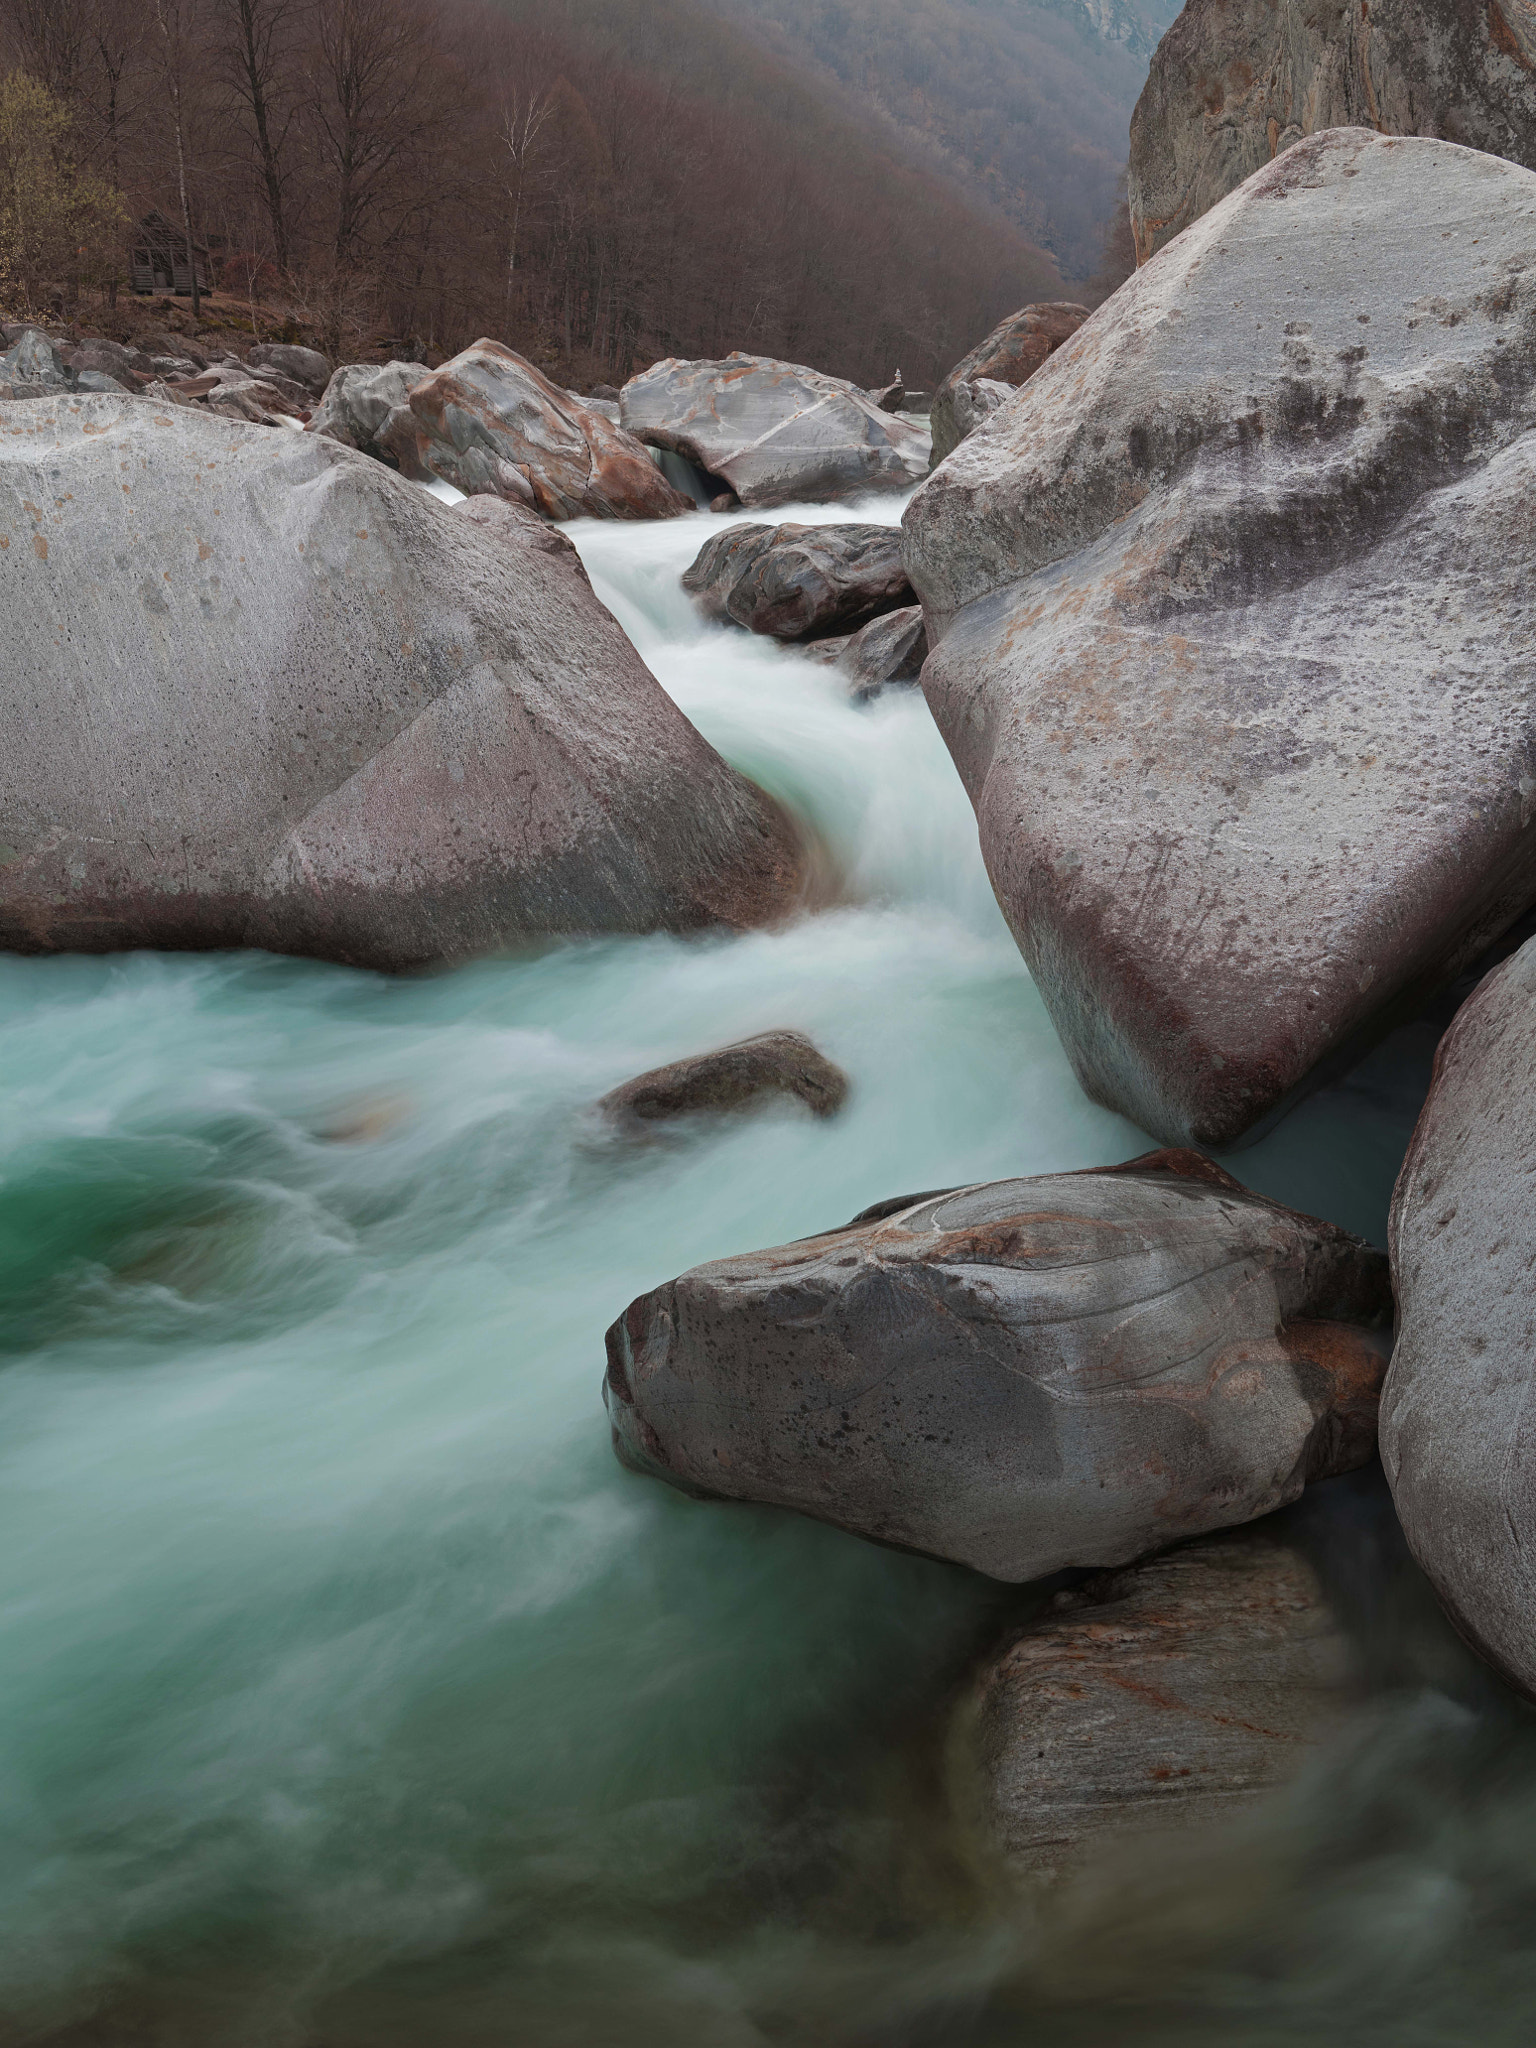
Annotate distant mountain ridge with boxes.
[699,0,1179,276]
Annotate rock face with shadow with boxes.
[1129,0,1536,266]
[604,1149,1391,1580]
[0,395,802,968]
[929,302,1089,466]
[599,1030,849,1130]
[1382,931,1536,1702]
[378,340,691,520]
[307,359,429,465]
[621,353,929,508]
[904,129,1536,1150]
[682,522,913,640]
[970,1527,1356,1881]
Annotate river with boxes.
[0,490,1525,2045]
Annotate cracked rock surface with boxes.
[604,1148,1390,1581]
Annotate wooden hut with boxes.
[130,212,212,297]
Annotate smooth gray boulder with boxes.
[308,360,430,465]
[682,522,911,640]
[1381,934,1536,1701]
[380,340,691,520]
[621,353,929,508]
[1130,0,1536,265]
[598,1030,849,1129]
[0,394,803,968]
[604,1148,1390,1580]
[904,129,1536,1150]
[248,341,331,395]
[929,303,1088,466]
[971,1527,1355,1881]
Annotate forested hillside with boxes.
[0,0,1105,389]
[701,0,1179,276]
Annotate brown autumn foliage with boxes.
[0,0,1082,388]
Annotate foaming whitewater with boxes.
[0,490,1523,2048]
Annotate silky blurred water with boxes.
[0,490,1524,2047]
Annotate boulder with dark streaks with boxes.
[604,1149,1391,1580]
[903,129,1536,1149]
[682,521,912,640]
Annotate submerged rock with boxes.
[308,359,430,464]
[599,1030,849,1129]
[904,129,1536,1150]
[0,394,802,967]
[604,1149,1390,1580]
[1382,934,1536,1702]
[803,606,928,700]
[380,339,691,520]
[621,352,929,508]
[1129,0,1536,265]
[971,1527,1354,1881]
[682,522,912,640]
[930,303,1088,465]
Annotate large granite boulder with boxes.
[621,353,929,508]
[682,522,912,639]
[598,1030,849,1130]
[379,339,691,520]
[308,359,430,465]
[604,1149,1390,1580]
[1130,0,1536,266]
[970,1527,1355,1881]
[0,395,801,968]
[929,303,1089,466]
[1381,934,1536,1701]
[903,129,1536,1150]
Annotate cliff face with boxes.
[1129,0,1536,263]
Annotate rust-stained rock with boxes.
[1129,0,1536,266]
[903,129,1536,1149]
[0,394,803,968]
[929,303,1088,466]
[604,1149,1391,1580]
[682,522,912,640]
[599,1030,849,1129]
[971,1527,1355,1880]
[1382,932,1536,1701]
[621,353,929,508]
[380,339,691,520]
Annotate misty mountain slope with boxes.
[699,0,1179,275]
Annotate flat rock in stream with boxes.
[1382,932,1536,1701]
[621,353,929,508]
[0,394,801,967]
[904,129,1536,1150]
[971,1527,1355,1882]
[604,1149,1391,1580]
[599,1030,849,1129]
[380,339,691,520]
[682,522,912,639]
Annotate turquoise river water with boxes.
[2,491,1534,2045]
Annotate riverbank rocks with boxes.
[0,394,801,967]
[379,340,691,520]
[804,606,928,700]
[604,1149,1390,1580]
[903,129,1536,1150]
[970,1528,1355,1881]
[1,329,70,398]
[1381,934,1536,1701]
[1129,0,1536,265]
[248,341,331,395]
[929,303,1088,465]
[682,523,912,640]
[308,359,431,464]
[621,353,929,508]
[599,1030,849,1130]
